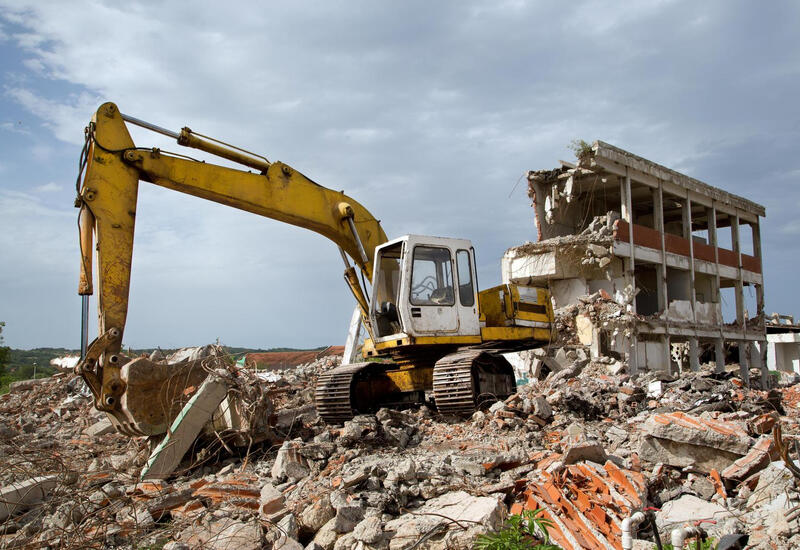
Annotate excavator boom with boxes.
[76,102,386,434]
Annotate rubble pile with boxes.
[2,341,800,549]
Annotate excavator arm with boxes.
[75,102,386,434]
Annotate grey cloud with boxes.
[0,0,798,347]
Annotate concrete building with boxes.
[503,141,767,382]
[767,314,800,374]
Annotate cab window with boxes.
[373,242,403,336]
[456,249,475,307]
[410,246,454,306]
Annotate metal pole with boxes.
[346,217,370,264]
[80,295,89,359]
[338,246,351,268]
[120,113,180,140]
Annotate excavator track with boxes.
[315,362,368,424]
[433,349,515,417]
[315,360,432,424]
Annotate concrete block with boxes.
[141,376,229,480]
[639,412,753,473]
[0,475,58,522]
[575,314,593,345]
[656,494,732,528]
[721,436,776,482]
[299,496,335,535]
[562,439,607,465]
[642,412,753,455]
[271,440,310,482]
[385,491,504,549]
[260,483,286,518]
[84,417,116,437]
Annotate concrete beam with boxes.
[141,376,229,480]
[591,141,765,217]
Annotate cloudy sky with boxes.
[1,1,798,350]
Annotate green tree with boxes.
[0,322,9,377]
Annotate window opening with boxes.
[456,249,475,307]
[410,246,454,306]
[373,242,403,336]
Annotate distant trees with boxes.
[0,322,8,377]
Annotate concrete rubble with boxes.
[2,331,800,549]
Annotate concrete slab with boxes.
[656,494,732,529]
[639,411,753,473]
[83,417,116,437]
[141,376,229,480]
[721,436,775,482]
[0,475,58,522]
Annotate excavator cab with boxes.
[369,235,481,342]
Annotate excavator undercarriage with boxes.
[315,348,517,424]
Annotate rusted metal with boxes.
[772,422,800,480]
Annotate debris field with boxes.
[2,331,800,549]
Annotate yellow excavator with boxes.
[74,102,553,437]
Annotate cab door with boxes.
[406,245,459,334]
[454,248,480,336]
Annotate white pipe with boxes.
[621,511,646,550]
[671,525,703,548]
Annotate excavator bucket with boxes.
[108,356,212,436]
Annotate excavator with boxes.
[74,102,554,437]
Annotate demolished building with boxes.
[767,314,800,374]
[504,141,767,381]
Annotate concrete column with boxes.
[653,186,666,313]
[628,336,639,376]
[751,219,766,328]
[658,184,670,334]
[684,195,697,325]
[707,206,721,304]
[750,218,768,374]
[621,172,637,316]
[620,173,632,223]
[751,341,768,388]
[767,340,777,371]
[661,334,672,374]
[709,204,727,367]
[732,215,745,329]
[739,341,751,386]
[714,338,725,373]
[689,338,700,372]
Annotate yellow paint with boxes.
[481,326,551,341]
[384,366,433,391]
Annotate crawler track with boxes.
[314,362,368,424]
[432,349,481,416]
[432,349,515,416]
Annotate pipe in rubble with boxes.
[671,525,703,548]
[621,511,647,550]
